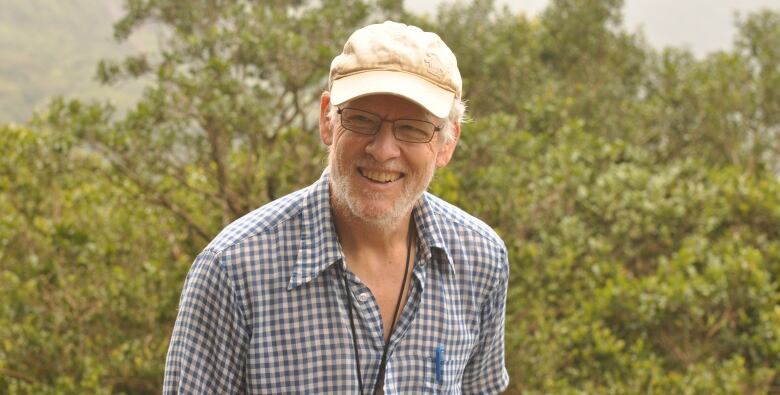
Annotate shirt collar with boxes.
[413,194,455,273]
[288,169,454,290]
[288,169,343,290]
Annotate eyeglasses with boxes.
[337,107,442,143]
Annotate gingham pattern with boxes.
[164,169,509,394]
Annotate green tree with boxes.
[433,113,780,393]
[0,120,186,393]
[2,0,780,393]
[3,1,406,393]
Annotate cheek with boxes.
[330,128,349,149]
[331,131,367,160]
[428,141,452,168]
[409,151,439,174]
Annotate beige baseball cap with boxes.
[328,21,462,118]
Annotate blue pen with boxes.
[435,345,444,384]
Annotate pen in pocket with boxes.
[435,345,444,384]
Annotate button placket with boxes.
[347,279,386,350]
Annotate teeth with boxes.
[362,169,401,183]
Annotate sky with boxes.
[406,0,780,57]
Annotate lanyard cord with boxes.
[340,218,415,395]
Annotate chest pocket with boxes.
[390,256,480,392]
[392,353,469,394]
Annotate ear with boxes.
[435,121,461,168]
[319,91,334,146]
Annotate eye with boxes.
[395,121,432,142]
[348,115,372,124]
[396,124,424,133]
[342,110,378,130]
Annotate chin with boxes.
[342,194,411,227]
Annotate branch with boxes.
[705,303,733,340]
[149,193,210,241]
[0,367,36,384]
[657,328,692,365]
[292,88,307,132]
[241,121,261,204]
[88,142,212,242]
[164,161,225,208]
[274,86,303,137]
[201,114,245,219]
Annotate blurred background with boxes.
[1,0,779,393]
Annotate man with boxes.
[164,21,509,394]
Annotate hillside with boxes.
[0,0,155,122]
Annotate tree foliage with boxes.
[2,0,780,393]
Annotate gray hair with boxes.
[326,94,467,143]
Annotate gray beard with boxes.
[327,157,434,232]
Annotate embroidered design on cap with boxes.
[424,52,445,79]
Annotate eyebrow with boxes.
[344,104,439,124]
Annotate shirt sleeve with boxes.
[164,251,249,394]
[462,248,510,394]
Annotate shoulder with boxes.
[203,186,310,255]
[423,193,508,276]
[424,192,506,251]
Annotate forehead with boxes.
[345,94,436,122]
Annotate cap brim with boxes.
[330,70,455,118]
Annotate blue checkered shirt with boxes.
[164,170,509,394]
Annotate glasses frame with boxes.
[336,107,443,143]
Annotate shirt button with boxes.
[357,293,370,302]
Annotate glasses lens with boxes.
[394,120,435,143]
[341,109,380,135]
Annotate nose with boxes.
[364,121,401,162]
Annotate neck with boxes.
[330,201,413,257]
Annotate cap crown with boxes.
[329,21,462,99]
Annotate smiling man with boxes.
[164,21,509,394]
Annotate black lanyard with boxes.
[339,218,414,395]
